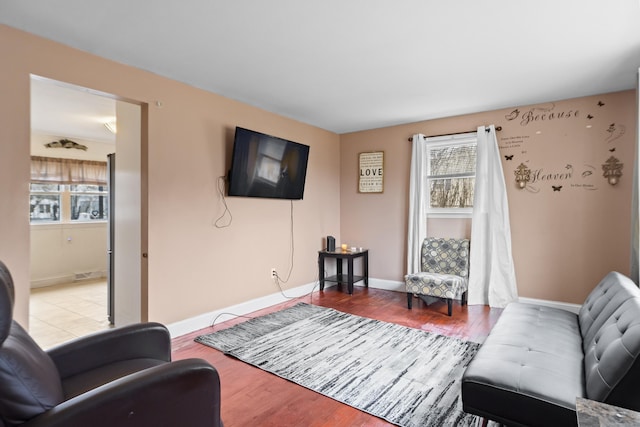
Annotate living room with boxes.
[2,7,638,335]
[0,2,639,425]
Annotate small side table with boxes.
[318,249,368,295]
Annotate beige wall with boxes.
[341,91,636,304]
[1,23,636,328]
[0,25,340,326]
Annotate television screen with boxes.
[228,127,310,200]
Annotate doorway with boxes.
[29,76,144,348]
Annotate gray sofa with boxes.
[462,271,640,426]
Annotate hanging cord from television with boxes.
[208,270,323,328]
[214,176,232,228]
[207,267,323,328]
[273,200,321,302]
[274,264,322,302]
[274,200,295,284]
[208,312,255,329]
[207,264,324,329]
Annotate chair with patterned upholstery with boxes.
[405,237,470,316]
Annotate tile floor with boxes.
[29,280,113,349]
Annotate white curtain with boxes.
[406,134,428,274]
[468,125,518,307]
[632,134,639,283]
[631,68,640,285]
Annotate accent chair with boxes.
[405,237,470,316]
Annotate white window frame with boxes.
[29,184,108,224]
[29,184,62,223]
[425,132,477,218]
[69,184,109,222]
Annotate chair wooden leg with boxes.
[407,293,413,309]
[447,298,453,316]
[462,291,468,306]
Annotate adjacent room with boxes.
[1,2,639,426]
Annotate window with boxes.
[426,133,477,216]
[30,184,62,222]
[70,185,108,221]
[29,184,109,223]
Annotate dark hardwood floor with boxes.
[171,285,503,427]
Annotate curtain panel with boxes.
[30,156,107,185]
[467,125,518,307]
[631,68,640,285]
[406,134,428,274]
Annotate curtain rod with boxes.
[406,126,502,142]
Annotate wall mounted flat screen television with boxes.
[228,127,310,200]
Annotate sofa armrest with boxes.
[47,322,171,379]
[21,359,223,427]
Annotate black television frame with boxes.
[227,127,310,200]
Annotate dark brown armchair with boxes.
[0,260,223,427]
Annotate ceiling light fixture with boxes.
[104,121,117,134]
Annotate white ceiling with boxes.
[4,1,640,135]
[30,77,116,143]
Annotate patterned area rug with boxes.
[196,303,487,427]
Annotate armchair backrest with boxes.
[0,262,14,344]
[420,237,470,277]
[0,261,64,426]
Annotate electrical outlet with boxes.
[271,268,277,279]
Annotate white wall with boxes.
[29,132,113,288]
[30,222,107,287]
[113,100,142,326]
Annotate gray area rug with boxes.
[196,303,487,427]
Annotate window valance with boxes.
[30,156,107,185]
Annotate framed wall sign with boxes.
[358,151,384,193]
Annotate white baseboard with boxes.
[31,274,75,288]
[167,277,408,338]
[167,280,333,338]
[354,277,405,292]
[518,296,581,314]
[31,270,107,289]
[361,280,582,313]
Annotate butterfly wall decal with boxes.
[587,114,593,119]
[504,155,514,160]
[598,101,605,107]
[609,148,616,152]
[552,185,562,192]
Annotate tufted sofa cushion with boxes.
[582,297,640,410]
[578,272,640,352]
[577,272,640,410]
[462,303,584,426]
